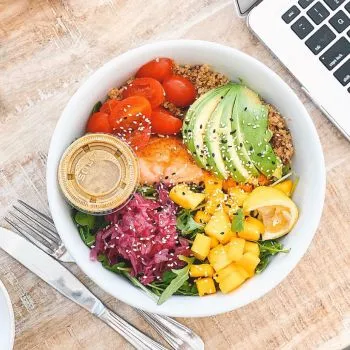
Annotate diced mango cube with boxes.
[223,197,239,219]
[210,236,219,248]
[169,184,205,210]
[219,271,246,294]
[204,172,223,194]
[228,187,249,206]
[194,210,211,224]
[225,237,245,262]
[191,234,211,260]
[205,189,226,214]
[205,209,232,244]
[195,277,216,296]
[237,217,264,241]
[274,180,293,196]
[214,263,250,283]
[237,252,260,277]
[244,241,260,256]
[190,264,214,278]
[208,244,233,271]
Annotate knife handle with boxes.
[98,307,167,350]
[137,310,204,350]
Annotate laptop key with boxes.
[329,10,350,33]
[345,2,350,14]
[320,37,350,70]
[334,58,350,85]
[291,16,315,39]
[305,24,336,54]
[299,0,315,9]
[307,2,330,25]
[282,6,301,24]
[323,0,346,11]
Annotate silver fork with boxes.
[5,200,204,350]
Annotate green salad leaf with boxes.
[91,101,102,114]
[136,185,158,199]
[231,208,244,232]
[74,211,108,247]
[256,240,290,274]
[176,209,204,239]
[157,257,195,305]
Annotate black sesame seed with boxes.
[249,146,253,151]
[213,129,216,133]
[221,96,224,99]
[272,161,276,165]
[239,143,243,147]
[244,107,247,111]
[200,124,203,129]
[230,118,234,122]
[182,192,186,195]
[220,231,224,235]
[257,153,262,157]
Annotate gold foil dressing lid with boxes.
[58,133,139,214]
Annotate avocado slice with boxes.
[233,85,281,177]
[182,85,231,170]
[220,87,253,182]
[204,84,248,181]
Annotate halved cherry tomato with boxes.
[122,78,165,108]
[108,96,152,132]
[114,118,151,151]
[136,58,174,82]
[151,107,182,135]
[100,99,120,115]
[86,112,112,133]
[162,75,196,107]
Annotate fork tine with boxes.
[9,211,58,247]
[5,217,55,255]
[17,200,55,226]
[13,205,60,243]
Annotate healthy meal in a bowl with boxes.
[58,57,299,305]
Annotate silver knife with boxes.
[0,227,167,350]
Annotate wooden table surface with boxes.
[1,1,350,349]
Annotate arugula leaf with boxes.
[78,226,96,247]
[98,255,159,301]
[231,208,244,232]
[91,101,102,114]
[157,257,195,305]
[256,240,290,274]
[75,211,96,230]
[137,185,157,199]
[98,255,131,274]
[176,209,204,239]
[158,266,190,305]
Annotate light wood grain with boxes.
[1,0,350,349]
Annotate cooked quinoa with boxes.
[268,104,294,165]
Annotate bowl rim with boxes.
[47,39,326,317]
[0,280,15,349]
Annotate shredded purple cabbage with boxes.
[91,185,190,284]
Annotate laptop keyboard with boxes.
[282,0,350,89]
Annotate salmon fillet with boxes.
[136,137,204,184]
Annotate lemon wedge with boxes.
[243,186,298,240]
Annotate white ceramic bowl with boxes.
[0,280,15,349]
[47,40,326,317]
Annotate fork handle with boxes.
[137,310,204,350]
[98,307,168,350]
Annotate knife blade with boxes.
[0,227,167,350]
[0,227,103,314]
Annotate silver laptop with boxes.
[235,0,350,140]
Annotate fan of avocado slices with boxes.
[182,83,282,182]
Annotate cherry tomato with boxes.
[100,99,120,115]
[162,75,196,107]
[122,78,165,108]
[151,107,182,135]
[114,118,151,151]
[136,58,174,82]
[86,112,112,133]
[108,96,152,132]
